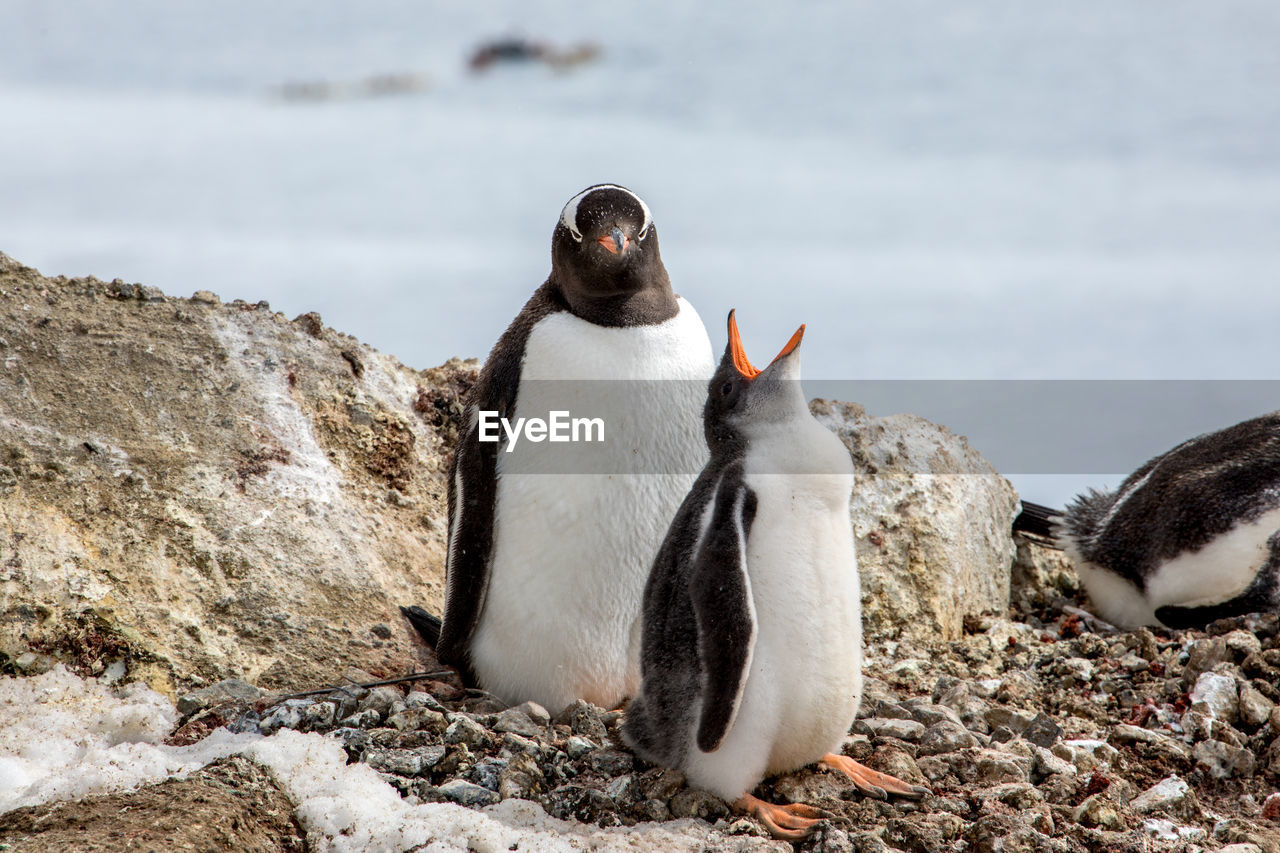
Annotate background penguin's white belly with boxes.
[1072,505,1280,628]
[471,300,713,712]
[684,462,860,799]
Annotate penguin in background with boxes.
[623,311,927,841]
[1013,411,1280,629]
[403,184,714,714]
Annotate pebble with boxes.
[1190,671,1240,723]
[1222,629,1263,658]
[1109,723,1162,745]
[904,702,962,728]
[1131,775,1196,818]
[363,747,436,777]
[856,717,926,741]
[260,699,311,734]
[1142,818,1206,842]
[445,715,492,750]
[1055,739,1119,773]
[974,750,1032,785]
[468,757,506,791]
[917,721,979,756]
[1238,684,1275,728]
[437,779,500,807]
[1193,739,1256,779]
[1183,637,1230,684]
[994,672,1038,705]
[565,736,597,759]
[636,767,686,801]
[1030,744,1075,778]
[387,707,448,733]
[1058,657,1094,685]
[586,749,634,777]
[176,678,262,716]
[1117,653,1149,674]
[338,708,383,729]
[974,782,1043,810]
[513,701,551,727]
[936,686,990,734]
[498,752,545,800]
[558,700,608,743]
[492,706,545,739]
[405,690,447,713]
[668,788,729,821]
[500,732,542,758]
[984,707,1034,734]
[302,701,336,730]
[1022,712,1062,748]
[359,685,402,717]
[1072,793,1126,831]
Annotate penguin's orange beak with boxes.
[728,309,804,379]
[597,226,629,255]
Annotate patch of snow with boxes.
[248,729,750,853]
[2,668,747,852]
[0,666,255,814]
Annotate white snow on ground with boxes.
[0,668,750,852]
[0,666,255,813]
[247,729,747,853]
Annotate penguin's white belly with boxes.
[470,300,713,713]
[1073,505,1280,628]
[684,459,860,800]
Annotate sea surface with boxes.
[2,1,1278,504]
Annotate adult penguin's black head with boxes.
[550,184,678,327]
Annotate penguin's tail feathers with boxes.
[1013,500,1063,544]
[400,605,443,648]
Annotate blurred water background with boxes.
[2,1,1278,505]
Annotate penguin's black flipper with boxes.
[691,465,759,754]
[433,286,559,685]
[1012,500,1062,542]
[400,605,443,647]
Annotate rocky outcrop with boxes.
[1,253,1018,695]
[0,253,468,693]
[813,400,1021,642]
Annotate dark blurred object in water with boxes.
[468,38,600,73]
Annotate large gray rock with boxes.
[0,254,462,694]
[812,400,1020,642]
[0,252,1022,697]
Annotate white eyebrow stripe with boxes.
[559,184,652,242]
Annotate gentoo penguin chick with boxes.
[406,184,714,714]
[1054,411,1280,630]
[622,311,926,840]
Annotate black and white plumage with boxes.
[623,311,925,840]
[1042,411,1280,629]
[409,184,714,714]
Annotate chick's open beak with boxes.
[728,309,805,379]
[597,226,629,255]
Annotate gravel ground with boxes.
[149,539,1280,852]
[5,538,1277,852]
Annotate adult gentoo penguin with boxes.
[1041,411,1280,629]
[405,184,714,714]
[622,311,926,840]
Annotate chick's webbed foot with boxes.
[733,793,831,841]
[821,752,929,800]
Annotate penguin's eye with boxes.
[638,224,649,241]
[720,381,734,397]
